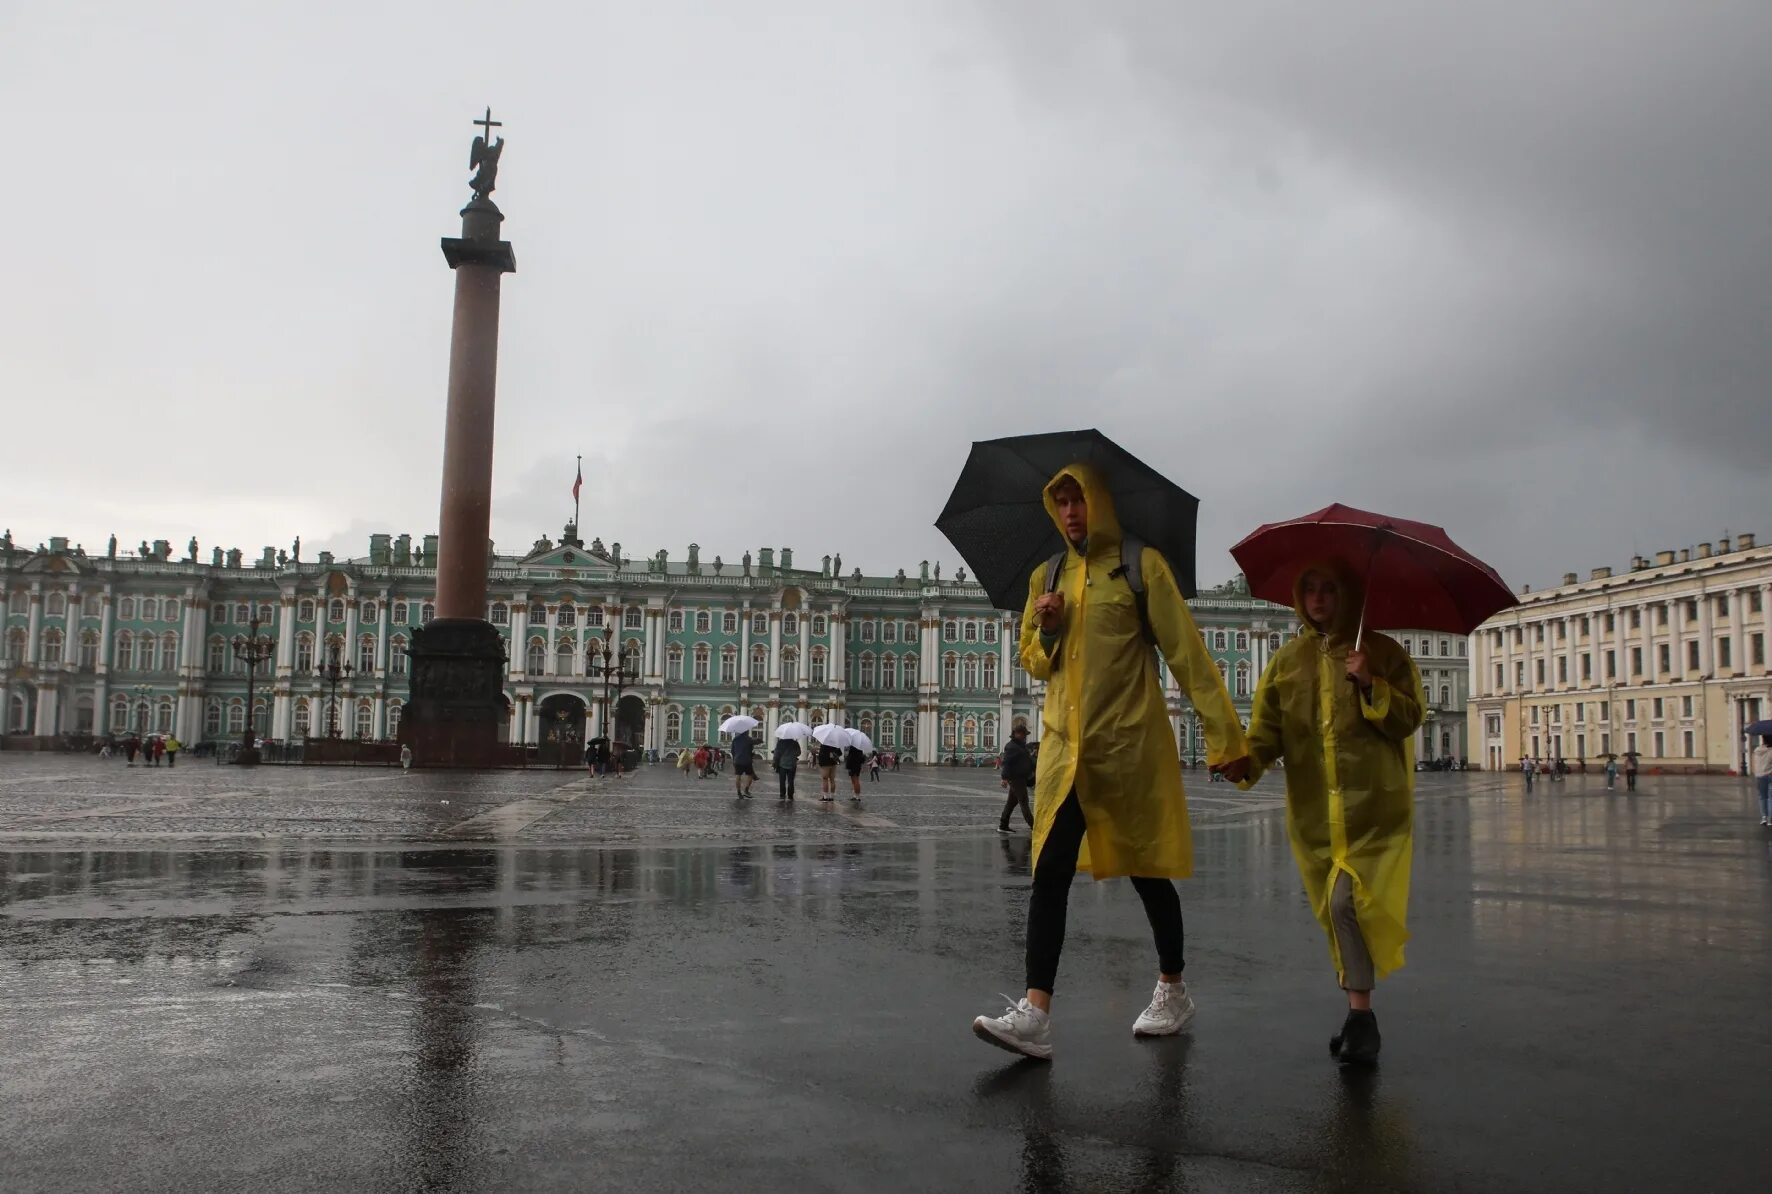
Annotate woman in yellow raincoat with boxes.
[972,464,1249,1061]
[1242,560,1423,1065]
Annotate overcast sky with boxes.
[5,1,1768,594]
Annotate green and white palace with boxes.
[0,524,1470,763]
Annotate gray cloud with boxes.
[3,2,1766,596]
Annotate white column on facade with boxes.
[510,600,528,678]
[1640,602,1654,682]
[272,594,297,740]
[25,586,42,662]
[377,594,392,674]
[177,590,204,741]
[65,584,83,668]
[373,694,386,738]
[97,591,114,680]
[799,606,811,688]
[344,587,360,671]
[545,608,557,676]
[1697,591,1713,676]
[644,608,660,682]
[275,595,296,671]
[768,607,782,685]
[33,685,58,736]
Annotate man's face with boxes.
[1052,479,1088,545]
[1301,570,1340,629]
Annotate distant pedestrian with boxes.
[732,732,757,800]
[869,751,881,782]
[998,724,1035,833]
[124,735,140,766]
[151,737,165,767]
[677,747,694,780]
[890,752,900,772]
[400,744,413,773]
[1625,753,1638,792]
[694,745,710,778]
[773,736,799,800]
[1521,756,1534,793]
[1752,736,1772,827]
[164,736,181,768]
[1604,755,1618,791]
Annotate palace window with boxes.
[328,600,345,623]
[666,708,682,744]
[558,606,577,627]
[984,655,999,689]
[135,635,154,671]
[112,631,132,669]
[1440,686,1451,706]
[781,648,799,687]
[296,633,315,672]
[882,621,897,644]
[962,716,978,751]
[904,654,918,688]
[207,637,226,672]
[7,590,27,615]
[943,620,957,641]
[942,654,958,688]
[810,647,827,686]
[783,613,799,637]
[421,603,435,623]
[902,714,917,749]
[119,597,136,620]
[587,606,605,628]
[692,707,709,743]
[1212,631,1227,651]
[722,612,737,634]
[812,615,826,637]
[667,644,685,680]
[963,622,978,643]
[1719,639,1733,669]
[1753,633,1765,666]
[1686,641,1700,671]
[110,697,129,732]
[227,701,246,734]
[392,636,408,675]
[720,646,737,685]
[1269,632,1282,651]
[78,631,99,669]
[361,601,377,621]
[942,714,958,752]
[83,593,101,617]
[880,654,897,690]
[355,700,374,740]
[556,639,576,676]
[1235,631,1249,652]
[984,622,998,644]
[205,701,222,737]
[860,654,876,689]
[142,598,160,622]
[392,602,408,624]
[387,701,402,737]
[750,645,768,683]
[696,611,712,634]
[860,621,876,643]
[1402,638,1413,654]
[1235,660,1251,698]
[669,610,684,632]
[982,717,998,751]
[358,636,376,672]
[490,602,508,625]
[962,654,979,690]
[624,607,643,630]
[156,699,175,734]
[622,639,643,673]
[297,599,314,622]
[693,645,710,683]
[212,602,228,624]
[39,629,63,664]
[753,613,768,635]
[46,593,66,617]
[879,717,896,747]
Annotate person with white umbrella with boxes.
[843,728,872,803]
[812,722,850,802]
[721,715,760,799]
[773,722,810,801]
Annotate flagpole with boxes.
[574,454,582,530]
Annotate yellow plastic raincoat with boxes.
[1020,463,1248,881]
[1243,562,1424,984]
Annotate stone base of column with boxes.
[401,618,509,768]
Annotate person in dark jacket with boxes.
[773,737,800,800]
[844,744,867,801]
[731,731,757,799]
[817,741,843,801]
[998,724,1035,832]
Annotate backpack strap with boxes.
[1044,550,1066,595]
[1118,537,1157,647]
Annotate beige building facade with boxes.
[1468,534,1771,774]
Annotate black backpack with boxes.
[1044,536,1157,646]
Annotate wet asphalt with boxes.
[1,757,1769,1192]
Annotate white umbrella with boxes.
[719,715,759,736]
[812,722,851,750]
[774,722,813,742]
[845,728,874,754]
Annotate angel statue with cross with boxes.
[469,106,505,200]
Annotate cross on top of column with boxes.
[475,106,502,142]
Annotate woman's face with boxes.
[1302,571,1340,629]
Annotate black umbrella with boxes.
[935,429,1198,611]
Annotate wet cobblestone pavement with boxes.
[2,755,1768,1191]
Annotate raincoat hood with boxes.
[1043,462,1123,554]
[1293,559,1365,644]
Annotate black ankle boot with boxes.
[1329,1010,1380,1065]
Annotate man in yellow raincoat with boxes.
[1241,561,1423,1066]
[972,464,1249,1061]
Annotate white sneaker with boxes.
[1132,979,1195,1037]
[972,994,1053,1060]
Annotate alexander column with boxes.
[403,109,517,767]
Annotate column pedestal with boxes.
[401,618,508,767]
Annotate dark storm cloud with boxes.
[2,2,1765,595]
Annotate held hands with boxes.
[1346,649,1372,692]
[1211,756,1251,784]
[1033,591,1066,632]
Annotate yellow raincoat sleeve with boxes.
[1018,575,1059,682]
[1143,549,1247,768]
[1360,657,1423,743]
[1243,654,1286,783]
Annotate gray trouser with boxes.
[1330,872,1375,992]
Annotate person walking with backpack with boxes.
[1753,735,1772,827]
[773,735,800,801]
[971,465,1249,1061]
[998,724,1035,833]
[844,742,867,802]
[731,731,758,800]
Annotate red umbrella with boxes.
[1230,503,1516,647]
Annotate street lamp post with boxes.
[313,642,354,739]
[132,683,152,737]
[231,613,276,765]
[587,626,641,755]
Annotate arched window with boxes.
[943,620,957,640]
[962,716,978,751]
[355,700,374,739]
[119,597,136,620]
[695,610,711,634]
[904,654,918,688]
[295,633,315,672]
[984,622,999,644]
[254,699,269,736]
[294,700,311,737]
[962,654,979,690]
[691,707,709,742]
[154,698,173,734]
[665,708,682,743]
[809,647,827,685]
[556,638,575,676]
[9,590,29,615]
[782,613,798,637]
[752,612,768,636]
[902,714,917,748]
[207,637,226,672]
[141,598,159,622]
[392,602,408,624]
[809,708,825,727]
[361,601,377,621]
[880,654,897,690]
[525,638,545,674]
[749,645,768,684]
[942,713,958,751]
[587,606,605,628]
[780,647,799,687]
[882,621,898,643]
[357,635,376,672]
[78,631,99,668]
[134,635,154,671]
[490,602,508,625]
[1234,660,1250,698]
[722,612,738,634]
[622,639,643,673]
[624,607,643,630]
[668,610,685,633]
[160,632,178,671]
[113,631,133,669]
[392,636,408,675]
[40,629,63,664]
[1440,685,1451,706]
[811,615,827,637]
[47,593,66,617]
[83,593,101,617]
[1215,659,1228,682]
[558,605,577,627]
[328,600,345,623]
[984,655,999,689]
[942,654,958,689]
[720,645,737,685]
[298,599,315,622]
[204,700,222,737]
[963,621,978,643]
[860,714,875,738]
[110,696,130,732]
[667,644,685,680]
[860,654,876,689]
[693,644,710,683]
[1235,631,1249,652]
[860,621,876,643]
[879,716,896,747]
[3,629,23,663]
[1212,631,1227,651]
[164,599,180,622]
[1269,632,1282,650]
[387,701,403,737]
[421,603,435,623]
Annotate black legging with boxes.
[778,767,796,798]
[1025,789,1185,994]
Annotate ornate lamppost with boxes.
[231,613,276,765]
[313,642,354,739]
[587,625,641,752]
[132,683,152,736]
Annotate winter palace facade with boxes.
[1,525,1469,764]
